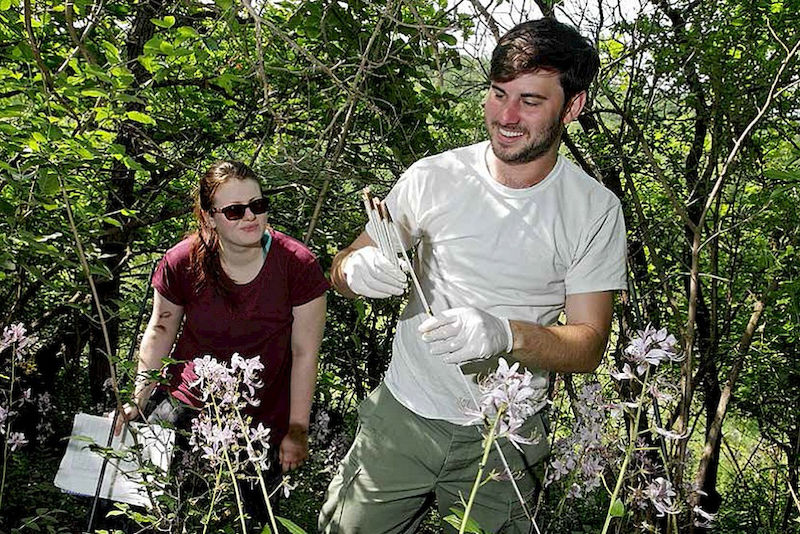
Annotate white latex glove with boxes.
[342,246,408,298]
[418,307,513,364]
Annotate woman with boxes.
[117,160,328,511]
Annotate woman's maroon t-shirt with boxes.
[151,230,329,444]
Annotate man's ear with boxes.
[561,91,587,125]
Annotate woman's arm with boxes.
[114,290,183,433]
[280,294,326,471]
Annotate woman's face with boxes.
[205,178,268,251]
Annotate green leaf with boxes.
[101,40,121,63]
[0,198,14,215]
[0,0,15,11]
[150,15,175,28]
[82,89,109,98]
[259,525,272,534]
[109,66,135,86]
[214,0,232,10]
[0,104,25,118]
[354,299,366,323]
[765,169,799,181]
[276,516,307,534]
[444,509,485,533]
[443,515,461,530]
[159,40,175,55]
[103,216,123,228]
[143,36,164,55]
[38,173,60,196]
[439,33,457,46]
[85,64,112,83]
[177,26,200,39]
[36,232,62,242]
[610,498,625,517]
[126,111,156,125]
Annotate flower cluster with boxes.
[643,476,680,517]
[35,392,55,443]
[1,323,38,360]
[546,383,612,497]
[187,354,271,472]
[6,431,28,451]
[465,357,548,449]
[614,324,682,379]
[309,410,350,471]
[191,353,264,407]
[2,323,38,454]
[610,325,687,443]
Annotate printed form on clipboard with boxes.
[54,412,175,508]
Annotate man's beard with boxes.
[489,114,563,165]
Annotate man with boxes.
[319,17,627,533]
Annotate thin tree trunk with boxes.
[86,0,162,402]
[692,280,776,518]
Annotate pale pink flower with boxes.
[464,358,548,449]
[1,322,37,359]
[231,353,264,399]
[282,478,298,498]
[653,427,688,441]
[545,383,609,492]
[693,505,716,528]
[8,431,28,451]
[649,380,675,403]
[644,477,680,516]
[610,362,636,381]
[625,325,682,374]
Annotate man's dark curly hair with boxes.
[490,18,600,104]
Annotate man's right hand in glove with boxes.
[342,246,408,298]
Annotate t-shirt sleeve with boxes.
[151,249,189,306]
[564,202,628,294]
[288,247,330,307]
[376,167,424,251]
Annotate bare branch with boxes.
[469,0,501,41]
[65,0,97,64]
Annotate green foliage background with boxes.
[0,0,798,532]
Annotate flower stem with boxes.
[0,344,17,510]
[459,406,505,534]
[234,407,279,534]
[210,398,248,534]
[203,462,226,534]
[600,368,651,534]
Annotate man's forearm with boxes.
[508,320,608,373]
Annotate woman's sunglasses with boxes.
[209,197,269,221]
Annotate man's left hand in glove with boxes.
[418,307,513,364]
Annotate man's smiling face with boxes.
[484,71,568,165]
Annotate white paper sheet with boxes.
[54,412,175,508]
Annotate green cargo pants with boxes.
[318,383,549,533]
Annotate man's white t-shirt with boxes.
[367,141,628,424]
